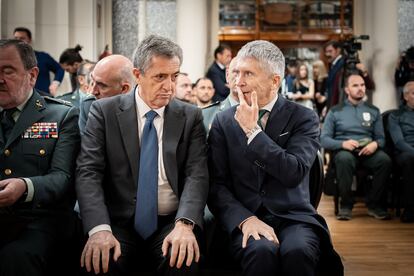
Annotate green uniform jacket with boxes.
[0,90,80,217]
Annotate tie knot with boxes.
[145,110,158,122]
[258,109,267,120]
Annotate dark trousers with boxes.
[334,150,392,209]
[83,215,201,276]
[229,212,320,276]
[395,152,414,209]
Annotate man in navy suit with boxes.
[208,40,342,276]
[206,44,232,102]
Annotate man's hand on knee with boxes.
[81,230,121,274]
[161,222,200,269]
[240,216,279,248]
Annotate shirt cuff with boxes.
[88,224,112,237]
[22,178,34,202]
[175,217,196,229]
[247,128,262,145]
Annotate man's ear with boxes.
[121,83,131,94]
[273,74,281,90]
[133,68,141,83]
[29,67,39,87]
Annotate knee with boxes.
[280,242,320,267]
[244,238,278,260]
[334,151,355,168]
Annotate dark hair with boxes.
[324,40,342,50]
[214,44,231,59]
[132,35,183,74]
[194,77,211,87]
[0,39,37,70]
[13,27,32,40]
[59,44,83,65]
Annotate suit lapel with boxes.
[265,96,293,142]
[117,90,140,185]
[5,92,45,148]
[163,99,185,196]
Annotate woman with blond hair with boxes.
[312,60,328,118]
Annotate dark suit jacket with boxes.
[0,90,80,227]
[76,89,209,233]
[206,62,229,102]
[208,96,343,274]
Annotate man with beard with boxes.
[194,77,215,109]
[321,73,391,221]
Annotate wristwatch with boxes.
[176,218,195,229]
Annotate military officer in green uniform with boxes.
[0,39,80,276]
[321,73,391,221]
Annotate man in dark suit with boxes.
[206,44,232,102]
[0,39,80,276]
[76,35,208,275]
[208,40,343,276]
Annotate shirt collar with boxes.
[332,55,343,66]
[134,86,165,119]
[216,61,225,70]
[260,94,278,113]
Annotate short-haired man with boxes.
[13,27,65,96]
[78,54,135,134]
[388,81,414,222]
[194,77,215,109]
[208,40,342,276]
[206,44,232,102]
[76,35,208,275]
[0,39,80,275]
[175,72,193,103]
[321,73,392,221]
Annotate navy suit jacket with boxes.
[206,62,229,102]
[208,95,343,274]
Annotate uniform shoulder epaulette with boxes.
[363,101,380,112]
[43,96,73,106]
[202,101,220,110]
[83,94,96,101]
[330,102,345,112]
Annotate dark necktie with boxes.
[1,108,18,141]
[134,110,159,239]
[258,109,268,129]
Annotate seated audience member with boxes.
[208,40,343,276]
[321,73,392,221]
[78,54,135,134]
[206,44,232,102]
[76,35,208,275]
[388,81,414,223]
[312,60,328,118]
[0,39,80,275]
[281,59,298,96]
[175,72,193,103]
[13,27,64,96]
[290,63,315,110]
[202,57,239,132]
[57,61,95,108]
[194,77,215,109]
[59,45,84,92]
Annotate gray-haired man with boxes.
[208,40,342,276]
[76,35,208,275]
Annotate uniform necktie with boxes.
[1,108,18,141]
[134,110,159,239]
[258,109,268,129]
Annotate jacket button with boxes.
[39,149,46,156]
[4,169,12,175]
[4,149,11,156]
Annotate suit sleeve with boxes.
[208,115,256,233]
[320,110,343,150]
[244,107,320,188]
[175,109,209,228]
[76,101,111,233]
[45,53,64,83]
[29,106,80,207]
[206,66,229,101]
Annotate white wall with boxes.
[176,0,208,82]
[354,0,399,111]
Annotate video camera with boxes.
[342,35,370,71]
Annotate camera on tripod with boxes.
[342,35,370,71]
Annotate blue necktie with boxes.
[134,110,158,239]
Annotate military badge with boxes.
[22,122,58,139]
[362,112,371,127]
